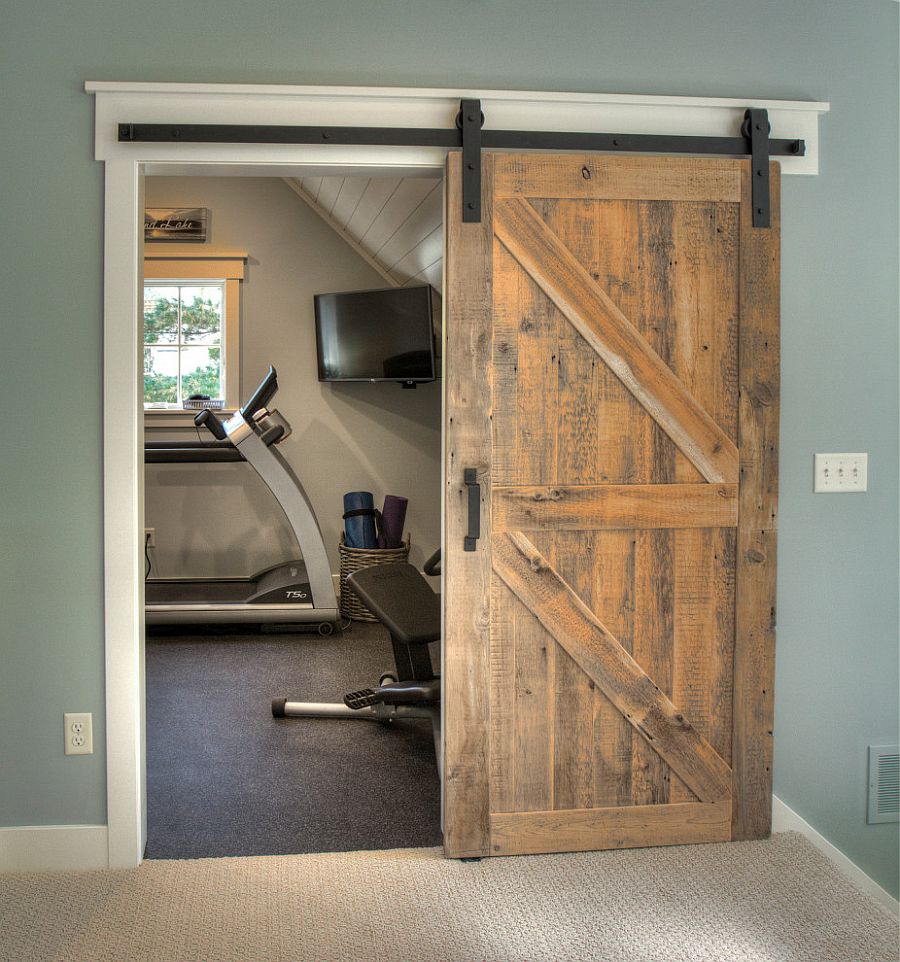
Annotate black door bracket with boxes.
[457,99,484,223]
[744,108,772,228]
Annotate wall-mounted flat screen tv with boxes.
[315,285,436,384]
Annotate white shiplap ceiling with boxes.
[285,176,443,292]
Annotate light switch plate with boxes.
[814,453,868,493]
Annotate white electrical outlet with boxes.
[144,528,155,547]
[814,453,868,493]
[64,712,93,755]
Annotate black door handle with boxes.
[464,468,481,552]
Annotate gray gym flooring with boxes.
[145,624,441,859]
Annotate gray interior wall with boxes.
[1,0,896,897]
[144,177,441,580]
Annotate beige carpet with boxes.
[1,832,896,962]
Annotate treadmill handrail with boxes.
[224,412,337,613]
[144,440,244,463]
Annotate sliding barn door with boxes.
[443,152,779,858]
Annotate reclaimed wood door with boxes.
[443,152,779,858]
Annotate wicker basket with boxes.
[338,534,410,622]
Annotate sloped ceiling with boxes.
[285,176,443,293]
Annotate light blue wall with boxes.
[1,0,896,895]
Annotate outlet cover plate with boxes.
[814,453,867,493]
[64,712,93,755]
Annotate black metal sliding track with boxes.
[119,101,804,228]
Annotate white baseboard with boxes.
[0,824,108,873]
[772,795,898,915]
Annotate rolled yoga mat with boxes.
[343,491,378,548]
[378,495,408,549]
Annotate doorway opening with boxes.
[140,168,445,858]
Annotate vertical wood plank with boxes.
[668,200,739,803]
[639,200,679,486]
[631,529,675,804]
[712,526,736,766]
[549,199,602,485]
[590,205,647,807]
[551,531,596,811]
[629,201,676,806]
[489,575,516,813]
[591,531,635,807]
[491,244,521,485]
[512,585,555,812]
[443,152,494,858]
[592,201,647,483]
[670,528,712,803]
[509,200,559,813]
[511,526,558,813]
[670,201,737,484]
[732,161,780,840]
[490,242,523,814]
[515,201,560,485]
[546,198,601,811]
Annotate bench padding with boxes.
[346,563,440,645]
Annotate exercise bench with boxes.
[272,551,442,771]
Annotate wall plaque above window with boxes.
[145,207,208,242]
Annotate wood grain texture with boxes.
[670,201,740,459]
[442,151,494,858]
[591,200,655,484]
[630,529,675,805]
[489,575,516,813]
[493,483,737,531]
[446,154,775,859]
[494,197,739,483]
[490,800,732,856]
[545,200,600,812]
[669,527,736,803]
[667,200,740,803]
[591,532,635,807]
[493,155,742,203]
[500,202,560,812]
[493,531,733,804]
[731,162,780,841]
[488,243,524,814]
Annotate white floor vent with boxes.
[867,745,900,824]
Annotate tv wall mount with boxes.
[118,100,803,229]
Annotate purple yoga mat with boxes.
[378,495,408,549]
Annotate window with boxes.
[143,249,246,414]
[144,282,225,407]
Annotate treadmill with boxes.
[144,366,339,631]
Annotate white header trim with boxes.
[87,82,828,175]
[85,80,828,112]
